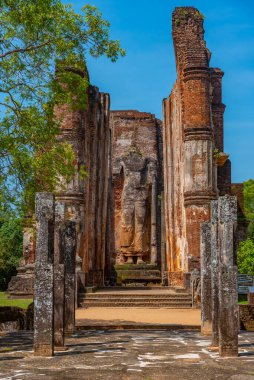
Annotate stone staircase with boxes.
[78,288,193,308]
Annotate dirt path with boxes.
[76,308,201,326]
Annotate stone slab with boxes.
[34,193,54,357]
[1,330,254,380]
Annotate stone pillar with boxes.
[218,195,238,357]
[63,220,76,335]
[200,222,212,336]
[211,68,231,196]
[150,175,157,264]
[34,193,54,357]
[211,200,220,347]
[160,191,167,278]
[210,68,225,153]
[53,201,65,348]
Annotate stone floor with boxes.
[0,330,254,379]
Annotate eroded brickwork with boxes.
[163,7,231,285]
[55,75,111,287]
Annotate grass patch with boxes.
[0,292,32,309]
[238,300,248,305]
[0,347,13,353]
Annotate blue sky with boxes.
[66,0,254,183]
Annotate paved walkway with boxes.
[0,330,254,379]
[76,308,201,328]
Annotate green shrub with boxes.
[237,239,254,276]
[0,217,23,290]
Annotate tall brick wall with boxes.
[163,7,232,285]
[56,82,111,287]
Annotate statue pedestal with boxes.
[7,264,34,298]
[114,264,161,286]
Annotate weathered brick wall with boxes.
[163,83,186,275]
[56,83,111,286]
[163,7,231,285]
[82,88,111,286]
[109,111,162,272]
[211,68,232,196]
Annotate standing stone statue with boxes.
[110,111,162,284]
[119,151,157,264]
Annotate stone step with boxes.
[79,297,192,307]
[95,286,188,292]
[79,297,192,303]
[80,298,191,303]
[79,294,192,299]
[78,302,192,308]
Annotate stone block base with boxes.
[168,272,184,287]
[201,321,212,336]
[114,264,161,285]
[34,344,54,357]
[87,270,103,287]
[239,305,254,331]
[219,346,238,358]
[248,293,254,305]
[0,307,26,331]
[8,267,34,298]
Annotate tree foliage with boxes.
[0,0,125,214]
[0,213,23,289]
[237,239,254,276]
[243,179,254,240]
[236,180,254,275]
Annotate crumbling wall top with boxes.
[111,110,156,121]
[172,7,209,71]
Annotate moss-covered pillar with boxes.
[34,193,55,357]
[53,201,66,348]
[200,222,212,336]
[218,195,238,357]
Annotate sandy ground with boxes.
[76,308,201,326]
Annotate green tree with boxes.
[243,179,254,240]
[237,239,254,276]
[0,214,23,289]
[0,0,125,214]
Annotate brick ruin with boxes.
[163,7,233,286]
[8,7,246,294]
